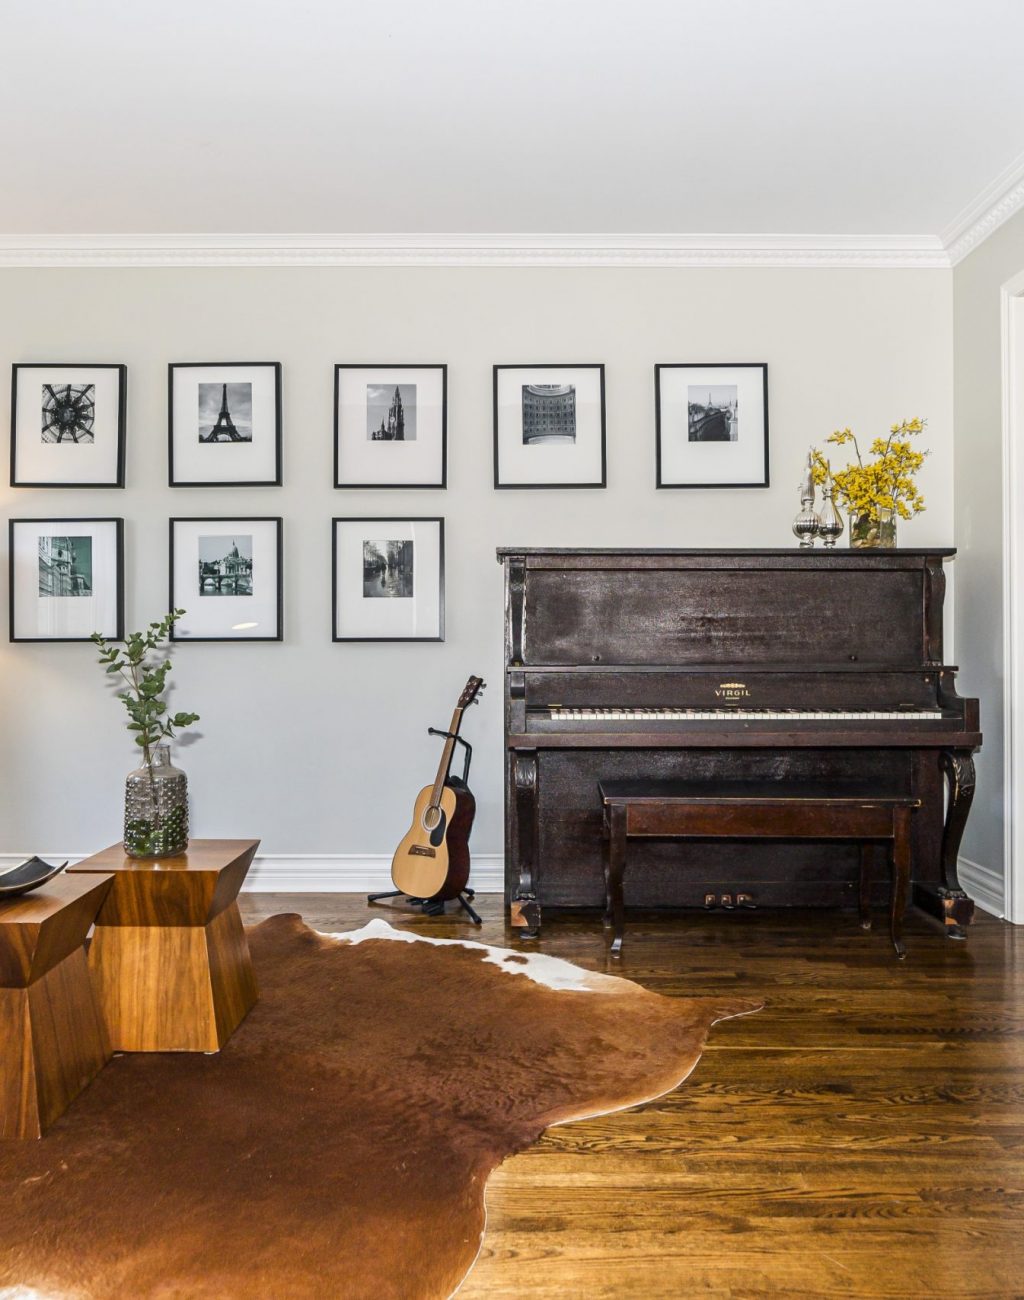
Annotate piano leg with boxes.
[890,807,912,960]
[605,804,627,957]
[913,750,977,940]
[510,749,542,939]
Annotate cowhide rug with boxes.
[0,915,760,1299]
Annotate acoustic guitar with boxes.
[390,676,485,900]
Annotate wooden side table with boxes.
[68,839,259,1053]
[0,872,114,1138]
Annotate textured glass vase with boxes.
[124,745,189,858]
[849,508,897,549]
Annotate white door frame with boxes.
[1001,269,1024,924]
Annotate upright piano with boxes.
[497,548,982,938]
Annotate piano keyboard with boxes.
[545,707,945,722]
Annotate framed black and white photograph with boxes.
[334,365,447,488]
[493,364,606,488]
[169,517,283,641]
[9,517,123,642]
[168,363,282,486]
[332,517,444,642]
[10,364,126,488]
[655,363,769,488]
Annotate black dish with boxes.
[0,857,68,897]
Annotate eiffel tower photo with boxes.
[201,383,243,442]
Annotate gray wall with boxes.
[0,266,954,878]
[953,207,1024,900]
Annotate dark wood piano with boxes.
[497,548,981,940]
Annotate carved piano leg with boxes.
[890,807,912,960]
[601,806,612,929]
[914,751,976,940]
[858,844,873,931]
[510,750,542,939]
[607,804,627,957]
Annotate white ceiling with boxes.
[3,0,1023,243]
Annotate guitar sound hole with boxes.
[422,806,442,833]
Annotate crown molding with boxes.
[4,150,1024,271]
[0,231,950,269]
[942,148,1024,267]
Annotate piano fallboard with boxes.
[518,666,945,710]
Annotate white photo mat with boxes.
[333,517,444,641]
[335,366,446,487]
[171,518,282,640]
[10,518,122,641]
[494,365,605,487]
[12,365,125,486]
[657,364,768,487]
[169,364,281,485]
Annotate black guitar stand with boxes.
[367,727,483,926]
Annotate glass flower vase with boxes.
[848,508,897,549]
[124,745,189,858]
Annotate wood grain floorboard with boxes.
[239,894,1024,1298]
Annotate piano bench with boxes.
[598,780,922,960]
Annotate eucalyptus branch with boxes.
[91,609,200,768]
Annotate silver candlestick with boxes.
[817,471,844,548]
[792,451,821,548]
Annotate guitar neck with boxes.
[429,705,464,807]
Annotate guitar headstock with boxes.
[459,675,486,708]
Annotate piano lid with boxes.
[496,547,958,558]
[498,548,953,670]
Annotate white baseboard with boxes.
[958,856,1005,918]
[243,853,505,893]
[0,851,505,894]
[7,849,1000,914]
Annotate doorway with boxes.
[1002,270,1024,923]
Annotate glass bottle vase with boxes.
[848,508,897,549]
[124,744,189,858]
[817,483,844,547]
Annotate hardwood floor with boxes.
[239,894,1024,1298]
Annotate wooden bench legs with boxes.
[857,806,912,959]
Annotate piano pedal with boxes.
[736,893,757,910]
[704,893,718,910]
[720,893,736,911]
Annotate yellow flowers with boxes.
[811,418,927,523]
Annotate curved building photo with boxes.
[522,383,577,444]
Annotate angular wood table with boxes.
[69,839,259,1053]
[0,871,114,1138]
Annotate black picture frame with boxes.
[10,364,127,488]
[493,363,607,489]
[168,362,283,487]
[333,364,448,489]
[332,516,445,643]
[655,362,770,489]
[168,516,284,642]
[9,517,124,642]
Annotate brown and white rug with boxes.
[0,915,760,1299]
